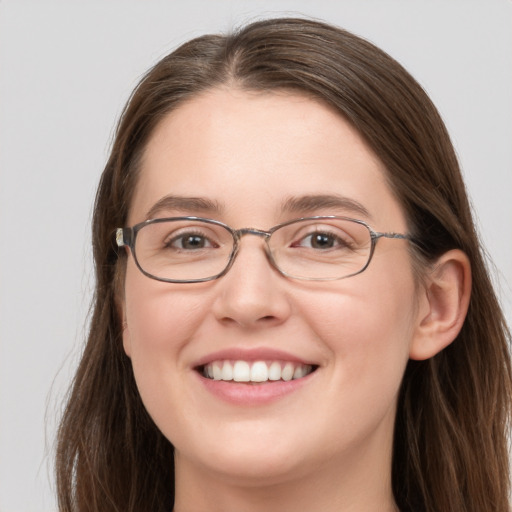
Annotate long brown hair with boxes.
[55,17,512,511]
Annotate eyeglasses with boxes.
[116,216,416,283]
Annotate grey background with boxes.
[1,1,511,510]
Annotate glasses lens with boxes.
[134,219,234,282]
[269,218,372,280]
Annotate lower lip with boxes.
[196,372,314,406]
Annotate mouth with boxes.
[197,360,318,383]
[193,349,320,404]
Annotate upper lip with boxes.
[192,347,317,369]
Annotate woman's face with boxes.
[122,89,423,487]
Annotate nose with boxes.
[211,236,292,329]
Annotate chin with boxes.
[174,425,315,485]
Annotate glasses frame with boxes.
[116,215,417,283]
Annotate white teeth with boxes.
[202,360,313,383]
[281,362,294,381]
[221,361,233,381]
[268,361,282,381]
[293,366,305,379]
[250,361,268,382]
[233,361,250,382]
[212,361,222,381]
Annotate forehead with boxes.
[129,88,405,230]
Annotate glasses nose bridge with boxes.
[235,227,272,241]
[229,227,274,268]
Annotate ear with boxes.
[121,315,132,358]
[115,285,132,358]
[409,249,471,360]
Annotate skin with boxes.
[121,88,469,512]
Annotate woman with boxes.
[55,17,512,512]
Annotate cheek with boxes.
[121,264,211,414]
[303,293,413,382]
[303,273,415,345]
[121,268,213,437]
[297,262,417,393]
[123,263,205,352]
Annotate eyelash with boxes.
[165,230,217,250]
[292,231,353,250]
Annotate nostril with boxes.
[218,315,277,326]
[261,315,276,322]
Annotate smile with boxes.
[201,360,316,383]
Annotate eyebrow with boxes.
[146,195,224,219]
[145,193,372,221]
[281,194,372,220]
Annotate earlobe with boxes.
[116,297,131,358]
[122,318,132,358]
[114,276,132,358]
[409,249,471,361]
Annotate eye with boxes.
[292,230,352,250]
[302,232,338,249]
[166,231,217,250]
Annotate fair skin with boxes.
[121,88,470,512]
